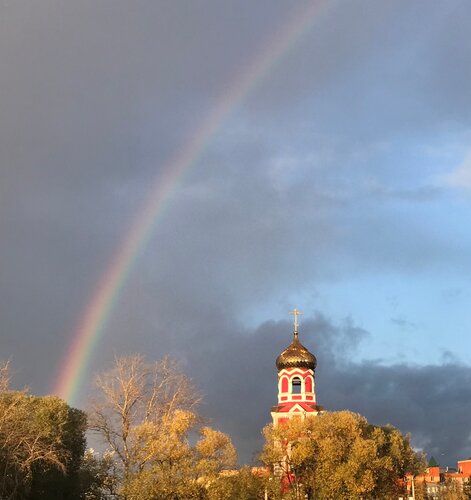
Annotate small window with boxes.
[292,377,302,394]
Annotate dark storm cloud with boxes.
[324,359,471,465]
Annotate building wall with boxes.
[458,459,471,475]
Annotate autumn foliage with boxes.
[89,354,237,499]
[0,357,431,499]
[261,410,424,499]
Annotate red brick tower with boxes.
[271,309,323,426]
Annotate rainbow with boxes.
[53,1,330,406]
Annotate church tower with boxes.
[271,309,323,426]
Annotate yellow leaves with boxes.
[194,426,237,482]
[0,390,87,498]
[122,422,237,500]
[261,410,423,499]
[167,409,198,436]
[89,355,238,498]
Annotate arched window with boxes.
[291,376,302,394]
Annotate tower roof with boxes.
[276,334,317,370]
[276,310,316,370]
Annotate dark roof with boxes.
[276,333,316,371]
[428,456,439,467]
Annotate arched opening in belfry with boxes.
[291,376,302,394]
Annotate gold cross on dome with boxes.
[289,308,303,336]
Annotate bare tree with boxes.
[88,355,238,499]
[88,354,202,478]
[0,360,11,393]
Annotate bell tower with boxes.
[271,309,323,426]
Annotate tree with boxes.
[89,354,201,479]
[79,449,120,500]
[206,466,267,500]
[122,413,236,499]
[441,478,468,500]
[464,478,471,500]
[0,362,87,499]
[27,396,87,499]
[89,354,236,498]
[0,360,11,393]
[261,410,424,500]
[411,478,428,500]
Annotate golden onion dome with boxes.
[276,332,317,371]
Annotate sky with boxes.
[1,0,471,465]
